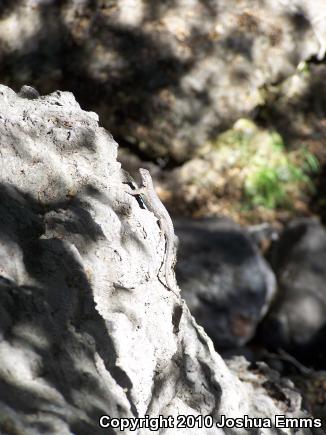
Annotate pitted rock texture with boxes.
[0,0,325,162]
[0,85,321,434]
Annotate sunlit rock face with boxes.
[0,0,324,162]
[0,84,318,434]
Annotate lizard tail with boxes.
[165,262,179,294]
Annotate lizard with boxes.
[128,168,179,296]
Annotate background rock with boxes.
[175,217,277,348]
[258,218,326,368]
[0,0,325,163]
[159,118,320,223]
[260,350,326,423]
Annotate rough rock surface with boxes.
[259,218,326,367]
[0,85,321,434]
[175,218,276,348]
[0,0,325,162]
[261,352,326,423]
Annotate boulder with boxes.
[0,84,320,434]
[259,218,326,367]
[0,1,325,162]
[175,218,276,348]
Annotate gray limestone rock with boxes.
[0,85,321,434]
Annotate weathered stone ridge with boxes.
[0,85,321,434]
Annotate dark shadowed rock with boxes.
[175,217,276,348]
[259,218,326,367]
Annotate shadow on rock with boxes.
[175,217,276,349]
[258,217,326,369]
[0,182,132,434]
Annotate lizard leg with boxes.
[127,187,144,196]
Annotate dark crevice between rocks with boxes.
[310,162,326,225]
[198,358,222,416]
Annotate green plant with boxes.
[245,167,288,209]
[207,119,320,211]
[244,150,319,209]
[301,148,320,173]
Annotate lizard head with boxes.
[139,168,152,187]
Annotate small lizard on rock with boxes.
[129,168,179,296]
